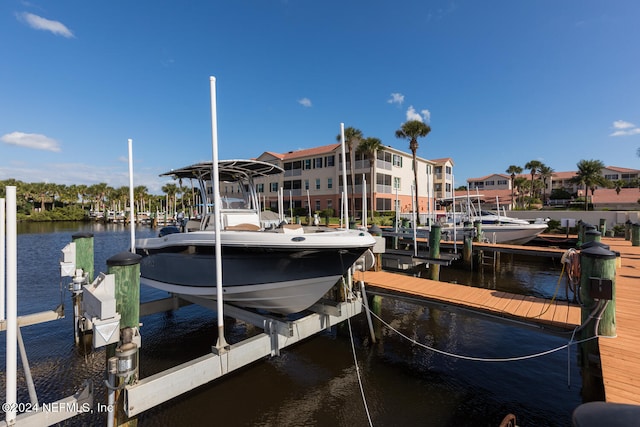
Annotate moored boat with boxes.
[135,159,376,314]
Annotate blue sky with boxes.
[1,1,639,194]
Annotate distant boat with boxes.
[135,159,376,314]
[439,195,549,245]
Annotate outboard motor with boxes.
[158,226,181,237]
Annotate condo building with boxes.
[249,143,454,220]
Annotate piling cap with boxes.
[431,223,442,230]
[581,245,616,260]
[72,232,94,239]
[107,251,142,267]
[580,241,609,250]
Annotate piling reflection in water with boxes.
[2,223,585,426]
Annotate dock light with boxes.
[115,342,138,378]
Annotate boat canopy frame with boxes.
[161,159,284,216]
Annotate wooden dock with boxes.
[596,237,640,405]
[354,270,580,331]
[357,236,640,404]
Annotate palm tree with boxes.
[569,159,609,210]
[336,127,363,218]
[162,183,179,216]
[524,160,543,208]
[505,165,523,209]
[395,120,431,224]
[357,137,383,222]
[613,180,626,195]
[538,164,554,205]
[514,176,528,209]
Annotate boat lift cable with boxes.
[340,278,374,427]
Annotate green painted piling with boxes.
[473,220,482,243]
[429,224,441,280]
[624,220,631,241]
[463,226,473,270]
[585,229,601,244]
[107,251,142,427]
[632,223,640,247]
[576,220,584,248]
[72,232,94,282]
[599,219,606,236]
[579,245,616,379]
[107,252,142,329]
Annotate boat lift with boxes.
[1,187,94,427]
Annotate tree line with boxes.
[502,159,630,210]
[0,179,192,220]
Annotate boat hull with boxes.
[136,229,375,314]
[442,223,547,245]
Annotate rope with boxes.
[348,275,615,364]
[342,278,374,427]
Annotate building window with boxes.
[256,183,264,193]
[497,180,508,186]
[315,179,321,190]
[315,157,323,168]
[485,180,495,186]
[325,156,335,167]
[304,180,309,190]
[315,200,321,211]
[392,154,403,167]
[393,177,401,190]
[327,178,333,189]
[270,182,278,192]
[605,174,619,180]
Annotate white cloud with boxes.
[613,120,634,129]
[1,132,61,152]
[298,97,312,108]
[610,120,640,137]
[387,93,404,105]
[17,12,74,38]
[405,106,431,123]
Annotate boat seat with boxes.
[225,223,261,231]
[282,224,304,234]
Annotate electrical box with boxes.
[60,242,76,277]
[83,273,120,348]
[589,277,613,300]
[83,273,117,319]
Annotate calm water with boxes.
[1,222,588,426]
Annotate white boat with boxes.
[438,196,549,245]
[135,159,376,314]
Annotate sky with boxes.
[1,1,639,194]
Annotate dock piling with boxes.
[463,225,473,270]
[106,251,142,427]
[632,223,640,247]
[71,232,94,345]
[429,224,441,280]
[578,244,617,398]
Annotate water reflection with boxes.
[2,223,584,426]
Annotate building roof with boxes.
[265,143,342,161]
[467,173,510,182]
